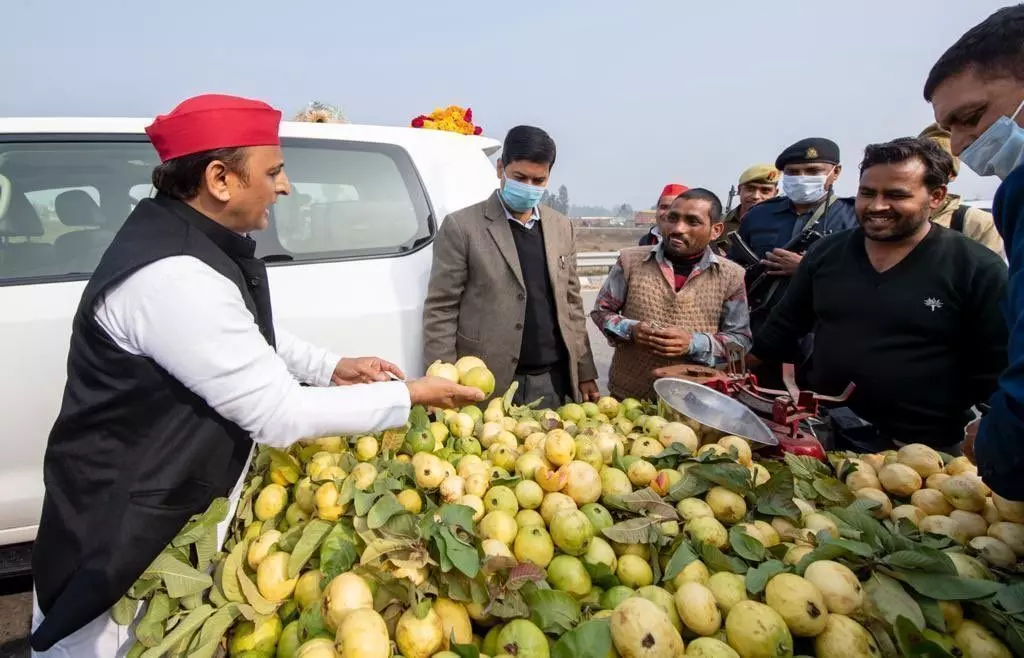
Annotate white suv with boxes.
[0,118,502,561]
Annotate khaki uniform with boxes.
[932,194,1005,257]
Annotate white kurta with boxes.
[32,255,412,657]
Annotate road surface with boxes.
[582,288,613,394]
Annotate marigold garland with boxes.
[411,105,483,135]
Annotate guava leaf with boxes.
[486,589,529,619]
[299,604,329,642]
[865,571,926,630]
[235,565,278,615]
[729,526,767,563]
[794,538,874,575]
[129,577,161,600]
[914,595,946,632]
[605,488,677,520]
[754,468,801,521]
[409,405,430,432]
[689,462,752,495]
[995,582,1024,614]
[893,615,958,658]
[337,476,357,508]
[585,561,621,589]
[288,519,333,578]
[449,640,481,658]
[440,504,478,535]
[367,493,407,530]
[320,522,359,583]
[525,589,582,635]
[502,380,519,413]
[278,523,305,553]
[111,595,138,626]
[189,603,243,658]
[602,518,658,545]
[746,560,787,595]
[353,489,383,517]
[883,549,956,575]
[699,542,748,574]
[139,604,214,658]
[552,618,613,658]
[785,453,831,480]
[813,476,855,505]
[888,570,1004,600]
[662,540,698,583]
[142,551,213,599]
[193,526,218,572]
[438,527,480,578]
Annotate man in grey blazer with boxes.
[423,125,600,408]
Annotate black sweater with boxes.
[509,220,567,371]
[754,224,1008,447]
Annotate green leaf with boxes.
[129,577,161,600]
[299,602,330,642]
[889,570,1004,600]
[288,519,333,578]
[353,489,383,517]
[813,476,855,505]
[864,572,926,630]
[187,603,243,658]
[218,540,248,603]
[729,526,767,563]
[320,522,359,582]
[662,540,699,583]
[367,493,408,530]
[139,604,214,658]
[666,471,712,501]
[794,478,818,501]
[785,453,831,480]
[883,549,956,575]
[700,542,748,574]
[337,476,356,508]
[893,615,958,658]
[689,462,752,495]
[754,468,801,521]
[236,565,279,615]
[585,561,621,589]
[650,443,692,462]
[795,538,874,575]
[278,522,306,553]
[602,518,658,545]
[440,504,478,534]
[142,551,213,599]
[450,640,482,658]
[409,404,430,432]
[552,618,613,658]
[193,527,218,572]
[746,560,787,595]
[829,506,886,550]
[611,445,628,474]
[995,582,1024,614]
[439,527,480,578]
[915,595,945,632]
[524,589,582,635]
[111,596,138,626]
[606,488,679,520]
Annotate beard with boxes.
[859,207,931,243]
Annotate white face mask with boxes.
[960,97,1024,180]
[782,173,829,204]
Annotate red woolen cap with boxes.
[145,94,283,162]
[660,183,689,198]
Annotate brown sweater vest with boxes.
[609,247,745,401]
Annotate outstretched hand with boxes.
[332,357,405,386]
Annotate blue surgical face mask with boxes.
[781,173,830,204]
[960,98,1024,180]
[501,177,546,212]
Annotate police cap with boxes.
[738,164,780,186]
[775,138,840,170]
[919,122,960,176]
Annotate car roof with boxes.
[0,118,503,156]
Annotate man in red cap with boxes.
[639,183,689,245]
[29,94,482,656]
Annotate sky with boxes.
[1,0,1013,209]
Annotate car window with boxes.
[0,137,434,285]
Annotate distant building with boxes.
[634,210,657,226]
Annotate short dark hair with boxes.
[151,147,250,201]
[923,4,1024,101]
[859,137,954,191]
[673,187,724,224]
[501,126,557,168]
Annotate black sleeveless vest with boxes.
[30,195,274,651]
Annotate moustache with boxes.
[863,211,900,221]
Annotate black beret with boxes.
[775,137,840,170]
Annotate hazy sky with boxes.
[2,0,1011,209]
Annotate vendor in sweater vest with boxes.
[591,188,752,400]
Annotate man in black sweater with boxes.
[752,137,1008,452]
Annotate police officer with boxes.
[730,138,857,333]
[715,164,780,253]
[919,122,1005,257]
